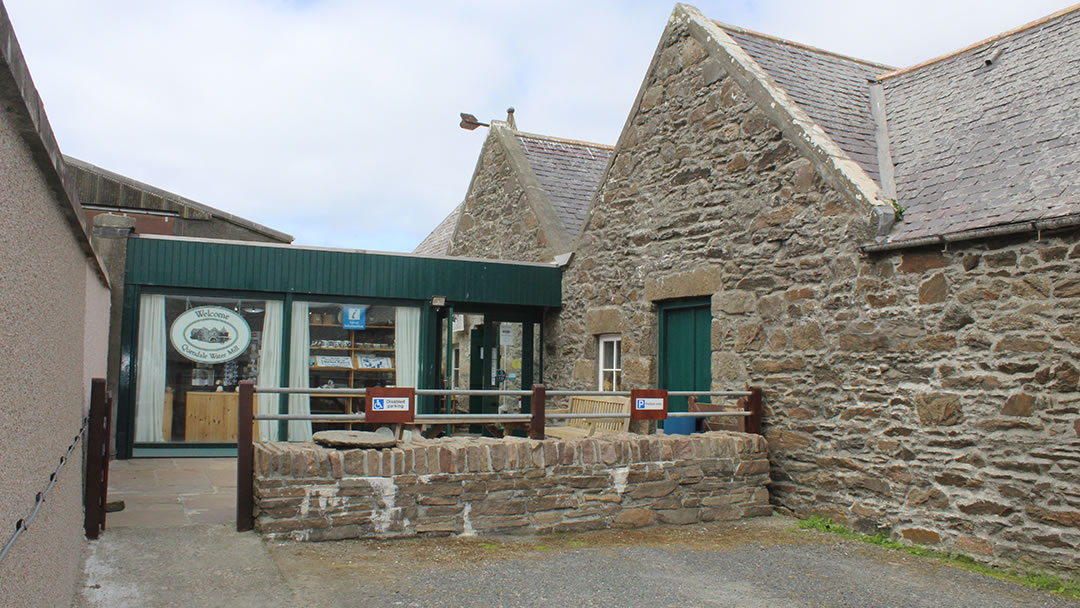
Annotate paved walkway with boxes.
[76,458,1079,608]
[104,458,237,528]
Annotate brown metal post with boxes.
[529,384,546,440]
[101,391,113,531]
[236,381,255,532]
[84,378,109,540]
[746,386,763,435]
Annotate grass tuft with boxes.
[796,516,1080,601]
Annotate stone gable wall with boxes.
[547,23,1080,574]
[548,25,869,393]
[253,432,770,541]
[449,133,554,263]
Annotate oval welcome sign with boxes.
[169,306,252,364]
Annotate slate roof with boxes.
[713,6,1080,246]
[720,26,890,184]
[515,134,613,239]
[413,203,461,256]
[879,8,1080,243]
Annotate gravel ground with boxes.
[267,517,1076,608]
[77,516,1079,607]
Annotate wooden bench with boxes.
[545,395,631,439]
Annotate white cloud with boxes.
[3,0,1070,250]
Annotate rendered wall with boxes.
[550,22,1080,574]
[0,105,93,607]
[253,432,770,541]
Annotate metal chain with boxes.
[0,416,89,564]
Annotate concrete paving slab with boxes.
[104,504,189,529]
[104,458,236,527]
[106,492,183,506]
[205,469,238,488]
[181,494,236,525]
[76,524,297,608]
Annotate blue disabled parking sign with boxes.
[371,397,408,411]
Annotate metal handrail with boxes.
[253,387,752,398]
[251,411,749,423]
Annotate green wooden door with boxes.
[659,299,711,435]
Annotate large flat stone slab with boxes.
[312,430,397,449]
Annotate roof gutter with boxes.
[859,215,1080,254]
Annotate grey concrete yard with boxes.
[75,458,1079,608]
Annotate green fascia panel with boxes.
[125,237,561,308]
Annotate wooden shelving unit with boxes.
[308,320,395,430]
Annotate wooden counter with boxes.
[163,389,174,441]
[186,391,241,441]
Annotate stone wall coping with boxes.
[255,431,767,479]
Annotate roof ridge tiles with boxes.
[712,20,894,72]
[877,3,1080,81]
[513,130,614,151]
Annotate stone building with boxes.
[421,3,1080,574]
[0,3,110,605]
[414,119,612,410]
[415,117,612,262]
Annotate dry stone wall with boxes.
[449,131,555,263]
[253,432,770,540]
[548,23,1080,574]
[794,236,1080,573]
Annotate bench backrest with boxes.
[567,396,631,433]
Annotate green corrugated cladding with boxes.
[125,237,562,307]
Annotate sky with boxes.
[4,0,1070,252]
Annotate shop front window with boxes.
[287,301,420,437]
[133,295,282,444]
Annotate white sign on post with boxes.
[635,397,664,411]
[499,325,514,346]
[371,397,410,411]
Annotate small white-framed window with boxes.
[598,334,622,391]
